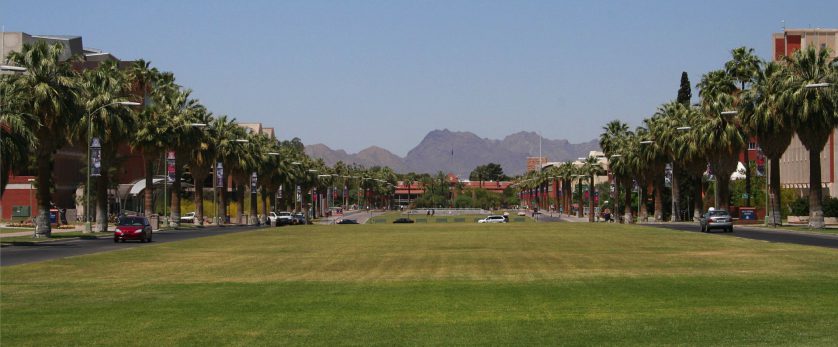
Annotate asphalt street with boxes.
[648,222,838,249]
[1,224,266,267]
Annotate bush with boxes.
[823,197,838,218]
[789,197,809,216]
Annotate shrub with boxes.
[823,197,838,218]
[789,197,809,216]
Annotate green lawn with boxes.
[2,223,837,345]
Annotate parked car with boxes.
[393,218,415,224]
[517,211,527,216]
[180,212,196,223]
[699,209,733,233]
[114,216,152,243]
[337,219,359,224]
[276,212,293,225]
[292,213,307,225]
[478,215,507,223]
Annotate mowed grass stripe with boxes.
[2,223,838,345]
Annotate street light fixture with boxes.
[720,110,737,116]
[610,154,622,158]
[639,140,654,145]
[676,126,692,131]
[0,65,26,72]
[85,101,141,233]
[235,139,249,143]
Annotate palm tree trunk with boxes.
[768,157,782,226]
[236,183,245,225]
[639,184,649,222]
[35,148,53,237]
[249,184,258,225]
[671,167,681,222]
[143,155,154,216]
[692,174,703,221]
[744,148,751,206]
[95,172,108,232]
[807,149,825,228]
[622,178,634,224]
[170,158,182,228]
[220,172,229,224]
[260,187,268,224]
[588,175,595,222]
[193,169,207,226]
[576,179,583,218]
[654,176,664,222]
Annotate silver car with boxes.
[478,215,507,223]
[699,210,733,233]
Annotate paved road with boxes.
[649,222,838,249]
[1,224,266,267]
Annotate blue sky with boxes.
[3,1,837,155]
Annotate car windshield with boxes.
[708,211,730,217]
[118,217,145,226]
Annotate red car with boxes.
[114,216,153,243]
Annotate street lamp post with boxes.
[85,101,141,233]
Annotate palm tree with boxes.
[5,41,80,236]
[160,87,202,227]
[126,61,163,217]
[742,62,796,226]
[581,156,605,222]
[725,47,762,207]
[782,46,837,228]
[79,60,136,232]
[557,162,575,216]
[599,120,632,223]
[698,92,745,211]
[184,106,216,226]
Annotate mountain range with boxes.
[305,129,600,177]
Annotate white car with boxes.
[478,215,507,223]
[269,211,293,225]
[180,212,196,223]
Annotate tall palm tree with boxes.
[126,61,163,217]
[725,47,762,207]
[698,92,745,211]
[557,162,576,216]
[79,60,136,232]
[742,61,796,226]
[161,88,202,227]
[782,46,837,228]
[599,120,632,222]
[5,42,80,236]
[581,156,605,222]
[184,106,216,226]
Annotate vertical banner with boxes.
[90,137,102,177]
[216,162,224,188]
[278,185,283,199]
[166,151,176,183]
[296,185,301,202]
[250,172,258,192]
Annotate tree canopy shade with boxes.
[469,163,508,183]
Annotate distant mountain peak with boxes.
[306,129,599,176]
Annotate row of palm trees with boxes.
[1,41,398,236]
[517,46,835,227]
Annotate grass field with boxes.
[2,222,838,345]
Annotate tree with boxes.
[126,61,164,217]
[677,71,692,106]
[599,120,632,223]
[742,62,795,226]
[5,42,80,236]
[78,60,135,232]
[581,156,605,222]
[698,92,745,211]
[0,76,35,196]
[725,47,762,207]
[782,47,837,228]
[184,106,216,226]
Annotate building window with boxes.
[748,142,757,150]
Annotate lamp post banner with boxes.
[216,162,223,187]
[251,172,258,192]
[166,151,176,183]
[296,185,301,202]
[90,137,102,177]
